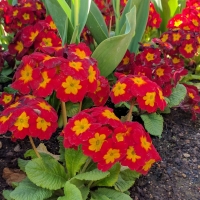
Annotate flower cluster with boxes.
[62,106,161,174]
[110,74,167,113]
[10,42,110,105]
[0,0,46,33]
[8,15,61,60]
[0,95,58,140]
[146,2,162,29]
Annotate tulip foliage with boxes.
[0,0,200,200]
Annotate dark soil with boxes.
[0,108,200,200]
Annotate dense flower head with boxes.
[110,74,167,113]
[62,107,161,173]
[1,0,46,33]
[0,95,58,140]
[10,43,101,104]
[8,16,61,60]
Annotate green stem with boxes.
[114,0,120,35]
[126,99,135,121]
[28,136,41,158]
[80,157,92,173]
[78,101,82,112]
[61,101,67,127]
[74,0,79,28]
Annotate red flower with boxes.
[0,92,14,108]
[179,39,197,58]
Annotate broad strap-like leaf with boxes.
[141,113,164,137]
[168,84,187,108]
[10,178,52,200]
[74,168,109,181]
[25,157,68,190]
[57,181,82,200]
[92,6,136,77]
[128,0,150,53]
[18,158,29,172]
[42,0,69,44]
[65,146,88,178]
[86,1,108,44]
[2,190,13,200]
[91,188,132,200]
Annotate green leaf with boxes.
[58,136,65,162]
[168,0,179,17]
[1,67,13,76]
[25,157,68,190]
[96,163,120,187]
[128,0,150,53]
[91,188,132,200]
[42,0,69,44]
[86,1,108,44]
[92,6,136,77]
[0,75,12,83]
[141,113,164,137]
[115,169,140,192]
[71,0,91,38]
[3,86,18,93]
[2,190,13,200]
[74,169,109,181]
[10,178,52,200]
[58,181,82,200]
[168,84,187,108]
[65,146,88,178]
[82,97,94,110]
[24,149,54,160]
[18,158,29,172]
[91,193,111,200]
[66,101,79,117]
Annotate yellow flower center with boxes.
[2,95,12,104]
[37,102,51,111]
[30,31,39,42]
[0,113,12,124]
[62,76,82,95]
[89,132,106,152]
[23,13,30,20]
[24,3,31,7]
[69,61,83,71]
[36,2,42,10]
[143,92,156,107]
[19,64,33,83]
[14,112,30,131]
[145,52,154,61]
[156,67,164,77]
[142,159,155,171]
[122,56,130,65]
[102,110,119,121]
[88,66,96,83]
[172,57,180,64]
[184,44,193,53]
[126,146,141,162]
[174,19,182,27]
[103,148,120,164]
[13,10,18,17]
[42,38,52,46]
[172,33,181,41]
[161,34,168,42]
[140,136,151,151]
[131,77,146,86]
[36,117,51,131]
[15,41,24,53]
[192,19,198,26]
[50,21,56,29]
[72,118,91,135]
[188,92,194,99]
[39,71,51,88]
[74,48,87,59]
[112,82,126,97]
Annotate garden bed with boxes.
[0,108,199,200]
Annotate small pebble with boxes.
[198,165,200,169]
[14,144,21,152]
[183,153,190,158]
[0,141,2,149]
[182,173,187,178]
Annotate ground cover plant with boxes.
[0,0,200,199]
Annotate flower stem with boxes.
[126,100,135,121]
[61,101,67,127]
[80,157,91,173]
[28,136,41,158]
[114,0,120,36]
[79,101,82,113]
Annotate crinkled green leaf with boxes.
[74,169,109,181]
[115,169,140,192]
[10,178,52,200]
[168,84,187,108]
[58,181,82,200]
[92,188,132,200]
[18,158,29,172]
[2,190,13,200]
[25,157,68,190]
[65,146,88,178]
[66,101,79,117]
[92,7,136,77]
[128,0,150,53]
[141,113,164,137]
[86,1,108,44]
[96,163,120,187]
